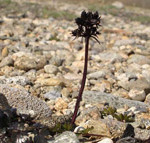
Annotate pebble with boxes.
[49,131,79,143]
[114,39,135,46]
[98,138,113,143]
[98,51,125,63]
[44,64,59,75]
[87,70,106,79]
[1,47,9,57]
[74,126,85,133]
[0,84,52,119]
[0,56,14,68]
[127,54,150,65]
[44,90,61,100]
[80,119,112,137]
[35,77,65,86]
[112,1,124,9]
[128,89,146,101]
[145,93,150,104]
[0,76,31,86]
[116,137,136,143]
[54,98,68,111]
[14,53,47,71]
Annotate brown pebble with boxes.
[2,47,9,57]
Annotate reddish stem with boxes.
[71,37,90,125]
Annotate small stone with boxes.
[54,98,68,111]
[24,69,37,80]
[44,90,61,100]
[0,76,30,86]
[98,51,125,63]
[28,110,35,118]
[145,93,150,104]
[128,54,150,65]
[0,56,14,68]
[1,47,9,57]
[116,137,136,143]
[114,39,135,46]
[98,138,113,143]
[87,70,106,79]
[127,106,145,114]
[80,119,111,137]
[35,78,65,86]
[76,106,101,124]
[91,80,111,92]
[112,1,124,9]
[63,73,81,80]
[49,56,64,67]
[53,131,79,143]
[14,53,47,71]
[61,88,72,98]
[129,89,146,101]
[134,127,150,141]
[44,64,59,75]
[74,126,85,133]
[118,77,150,91]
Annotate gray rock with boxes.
[125,63,141,74]
[81,118,126,138]
[98,51,125,63]
[116,137,136,143]
[142,69,150,83]
[0,76,31,86]
[118,77,150,92]
[0,84,52,119]
[134,128,150,140]
[145,93,150,104]
[128,89,146,101]
[127,54,150,65]
[114,39,135,46]
[14,54,47,71]
[44,90,61,100]
[44,64,59,74]
[24,69,37,80]
[53,131,79,143]
[49,56,64,67]
[0,56,14,68]
[87,70,106,79]
[76,106,101,124]
[83,91,150,112]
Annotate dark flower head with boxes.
[72,11,101,43]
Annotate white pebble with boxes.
[74,126,85,133]
[97,138,113,143]
[129,89,146,101]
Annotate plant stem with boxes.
[71,37,89,125]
